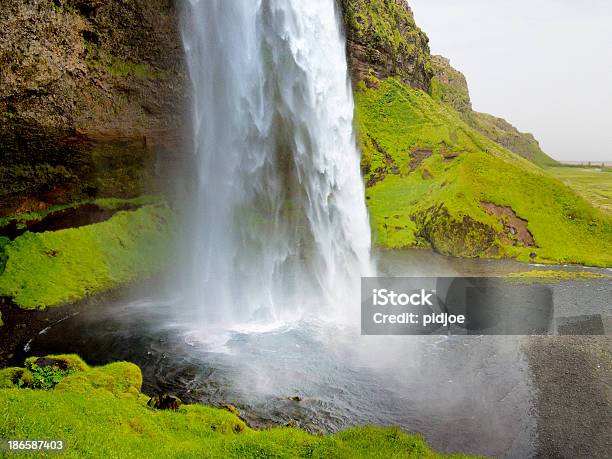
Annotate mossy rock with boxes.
[0,204,177,309]
[56,361,142,400]
[0,356,474,457]
[0,367,28,388]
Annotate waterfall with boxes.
[181,0,371,326]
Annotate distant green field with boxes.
[546,167,612,215]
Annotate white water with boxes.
[181,1,372,327]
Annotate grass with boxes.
[545,166,612,215]
[0,356,473,458]
[0,204,176,309]
[465,111,558,167]
[429,55,557,167]
[356,77,612,266]
[343,0,429,56]
[506,270,609,282]
[342,0,432,86]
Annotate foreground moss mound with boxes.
[0,204,175,309]
[0,356,471,458]
[356,77,612,266]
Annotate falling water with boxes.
[181,0,371,326]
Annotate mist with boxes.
[409,0,612,162]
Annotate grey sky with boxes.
[409,0,612,162]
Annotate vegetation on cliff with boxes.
[0,0,184,137]
[340,0,432,91]
[430,55,557,167]
[0,0,185,216]
[356,77,612,266]
[0,355,471,458]
[0,204,176,309]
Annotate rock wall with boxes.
[0,0,187,215]
[339,0,432,91]
[430,55,472,114]
[0,0,185,139]
[430,55,557,166]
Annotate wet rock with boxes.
[148,393,182,410]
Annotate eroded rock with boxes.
[148,393,182,411]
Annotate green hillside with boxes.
[356,77,612,267]
[429,55,558,167]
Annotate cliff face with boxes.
[430,55,472,113]
[0,0,186,215]
[339,0,432,91]
[430,55,557,166]
[0,0,184,138]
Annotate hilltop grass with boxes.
[546,166,612,215]
[429,55,557,167]
[0,356,472,459]
[0,204,176,309]
[356,77,612,266]
[465,111,558,167]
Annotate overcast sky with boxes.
[409,0,612,162]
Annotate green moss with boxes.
[345,0,421,53]
[342,0,432,87]
[465,111,558,167]
[85,43,169,80]
[429,56,471,115]
[506,270,608,282]
[0,163,76,199]
[0,367,23,388]
[429,55,557,167]
[0,204,176,309]
[0,236,9,274]
[56,361,142,400]
[356,78,612,266]
[0,357,473,458]
[26,354,89,373]
[0,135,156,215]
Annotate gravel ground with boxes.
[525,336,612,458]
